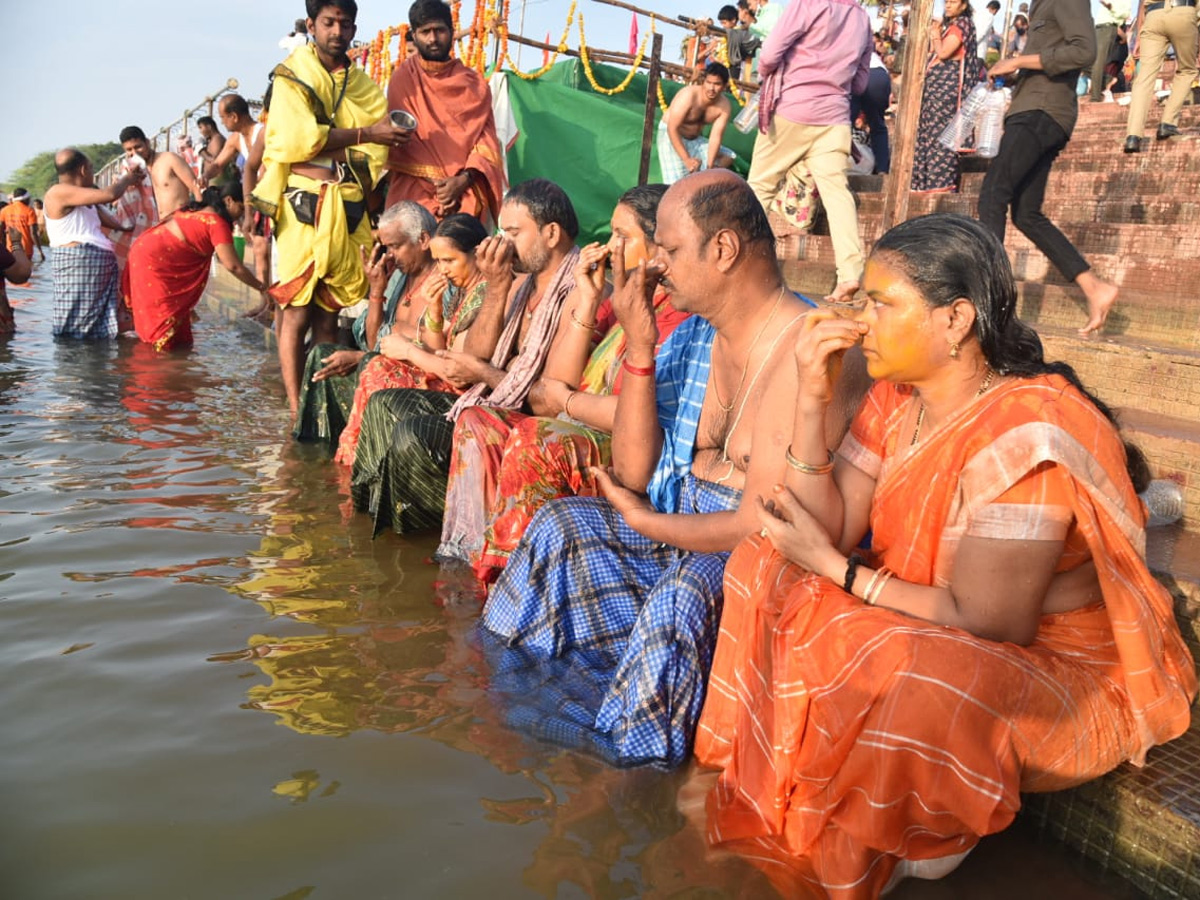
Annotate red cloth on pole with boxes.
[629,14,639,54]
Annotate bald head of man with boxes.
[652,170,777,314]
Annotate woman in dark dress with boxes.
[911,0,980,192]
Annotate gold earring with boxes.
[949,342,961,359]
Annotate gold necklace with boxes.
[911,366,995,446]
[711,286,785,413]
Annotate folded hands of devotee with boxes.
[432,347,491,388]
[591,465,656,523]
[756,484,845,578]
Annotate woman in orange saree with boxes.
[123,184,268,351]
[695,214,1196,898]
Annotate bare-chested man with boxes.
[656,60,736,184]
[203,94,273,289]
[119,125,201,219]
[480,170,870,765]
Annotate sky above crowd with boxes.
[0,0,693,184]
[1,0,1114,185]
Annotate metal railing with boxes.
[96,78,255,187]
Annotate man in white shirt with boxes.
[974,0,1000,59]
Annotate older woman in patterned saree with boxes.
[695,213,1195,898]
[334,213,488,465]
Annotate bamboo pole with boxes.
[639,33,664,184]
[880,0,936,231]
[588,0,694,33]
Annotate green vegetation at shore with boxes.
[2,143,122,197]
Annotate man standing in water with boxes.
[251,0,407,418]
[42,149,142,339]
[656,61,736,184]
[119,125,202,220]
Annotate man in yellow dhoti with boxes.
[252,0,410,417]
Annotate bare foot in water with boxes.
[825,280,861,305]
[1076,271,1118,336]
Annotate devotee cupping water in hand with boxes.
[692,213,1196,898]
[331,212,488,462]
[122,184,269,351]
[435,184,689,582]
[478,170,871,766]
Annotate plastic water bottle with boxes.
[1140,480,1185,527]
[975,88,1010,158]
[938,83,988,151]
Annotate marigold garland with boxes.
[504,0,576,80]
[578,12,653,96]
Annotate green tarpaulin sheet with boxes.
[501,59,755,243]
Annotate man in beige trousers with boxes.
[747,0,872,302]
[1123,0,1198,151]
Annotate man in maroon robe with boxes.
[385,0,506,225]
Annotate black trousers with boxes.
[851,67,892,173]
[977,110,1089,282]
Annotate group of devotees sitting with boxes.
[290,167,1195,897]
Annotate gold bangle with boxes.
[865,567,894,606]
[570,309,598,331]
[425,313,444,333]
[564,390,579,419]
[785,446,835,475]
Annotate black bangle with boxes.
[843,553,865,595]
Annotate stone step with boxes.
[782,254,1200,356]
[1022,519,1200,900]
[1117,408,1200,531]
[1036,327,1200,425]
[857,192,1200,229]
[1014,282,1200,353]
[779,223,1200,298]
[1022,712,1200,900]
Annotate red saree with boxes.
[122,210,232,351]
[383,56,505,223]
[695,375,1196,898]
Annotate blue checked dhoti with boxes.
[481,472,741,766]
[51,243,120,339]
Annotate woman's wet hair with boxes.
[434,213,488,255]
[871,213,1128,441]
[188,182,243,225]
[616,183,668,243]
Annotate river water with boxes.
[0,263,1146,900]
